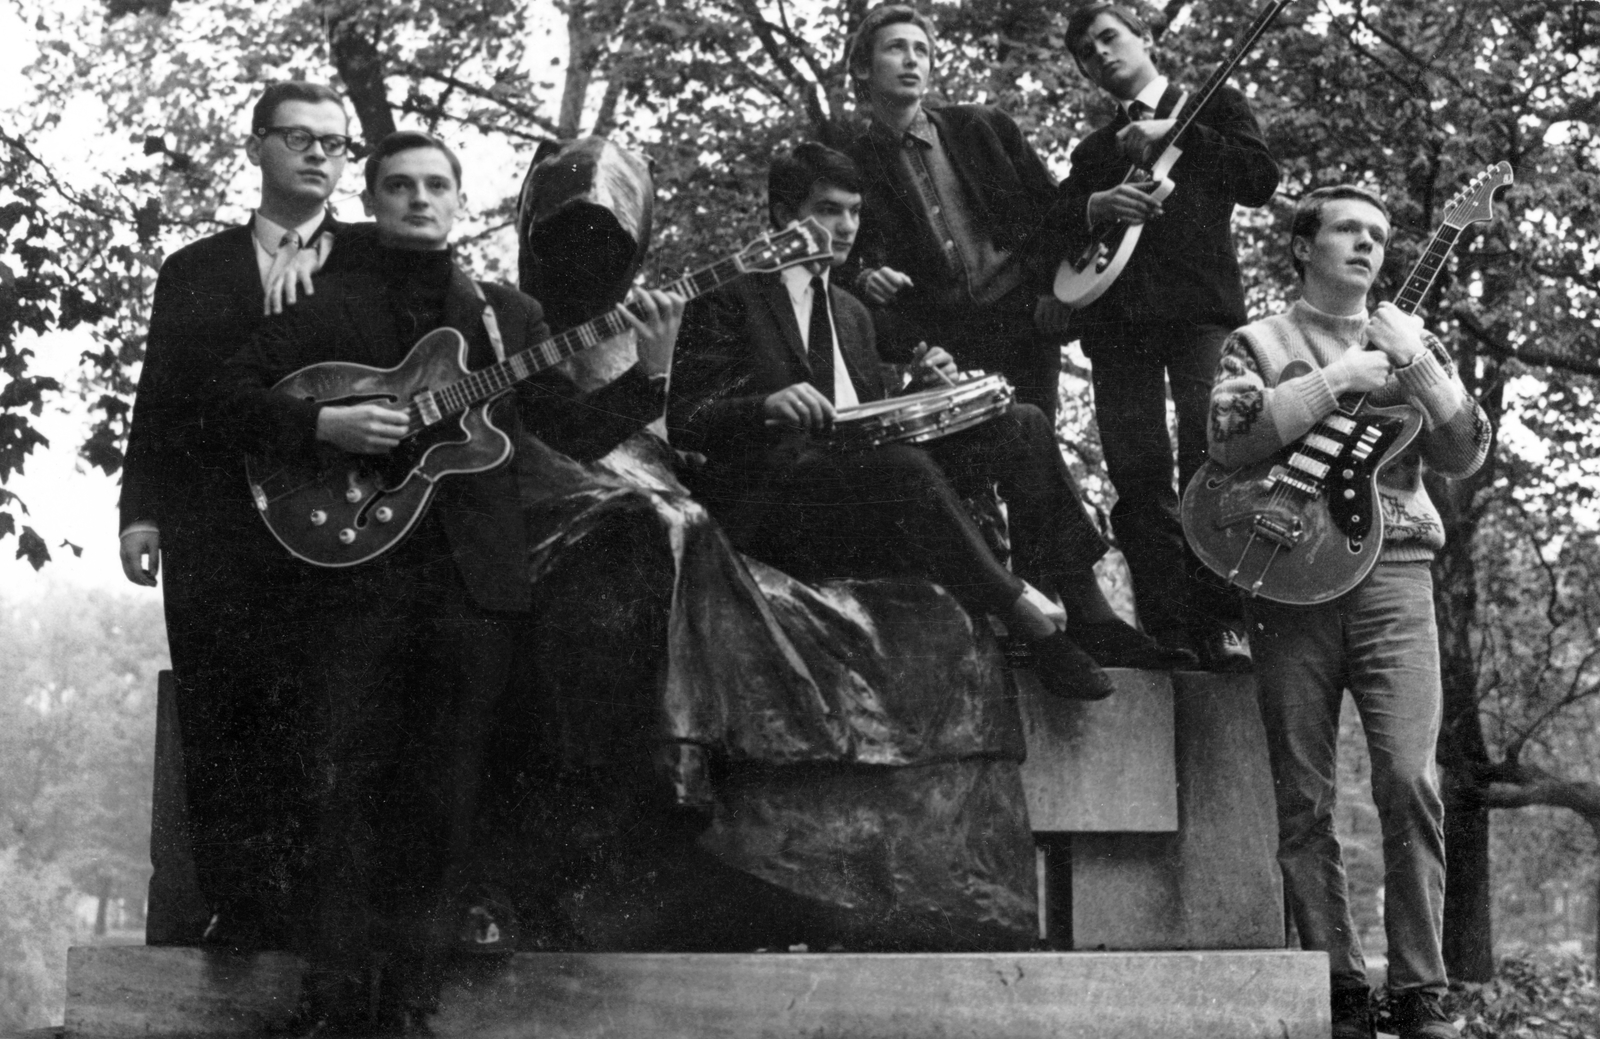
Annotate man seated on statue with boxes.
[212,129,686,1034]
[669,143,1190,703]
[1209,184,1491,1039]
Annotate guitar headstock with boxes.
[1444,161,1514,231]
[734,216,833,274]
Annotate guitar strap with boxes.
[468,280,507,363]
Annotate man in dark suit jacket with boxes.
[1059,2,1280,668]
[839,4,1070,422]
[219,130,684,1032]
[672,144,1189,707]
[118,80,353,946]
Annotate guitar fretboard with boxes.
[420,256,748,423]
[1157,0,1291,156]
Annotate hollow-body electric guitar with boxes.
[1053,0,1292,309]
[1180,161,1513,605]
[247,218,832,568]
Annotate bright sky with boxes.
[0,1,568,599]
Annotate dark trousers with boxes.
[162,534,314,939]
[1083,319,1240,639]
[892,286,1060,425]
[721,403,1105,616]
[295,518,530,1009]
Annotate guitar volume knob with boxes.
[345,487,363,504]
[374,506,394,523]
[338,528,357,545]
[309,510,327,526]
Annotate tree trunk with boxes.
[1441,777,1493,981]
[326,5,395,144]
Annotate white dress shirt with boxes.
[780,265,860,408]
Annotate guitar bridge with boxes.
[1250,514,1303,548]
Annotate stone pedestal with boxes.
[1020,669,1285,952]
[65,946,1329,1039]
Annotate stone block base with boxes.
[67,946,1329,1038]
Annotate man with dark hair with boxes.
[1060,1,1280,669]
[1210,184,1490,1039]
[220,130,686,1032]
[119,79,352,947]
[841,4,1069,423]
[671,142,1189,706]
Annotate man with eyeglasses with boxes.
[119,80,352,949]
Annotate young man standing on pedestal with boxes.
[1060,2,1280,669]
[119,81,350,947]
[841,4,1071,426]
[1210,185,1490,1039]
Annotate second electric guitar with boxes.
[1180,161,1512,605]
[1053,0,1291,309]
[247,218,832,568]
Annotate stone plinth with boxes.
[1071,671,1284,950]
[66,946,1329,1039]
[1018,668,1177,833]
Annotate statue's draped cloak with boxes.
[509,138,1037,949]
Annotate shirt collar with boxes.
[1122,75,1170,118]
[781,264,829,296]
[870,106,935,149]
[252,209,328,254]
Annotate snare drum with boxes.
[826,373,1015,452]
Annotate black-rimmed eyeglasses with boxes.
[255,126,354,157]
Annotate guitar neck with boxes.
[1157,0,1288,153]
[427,256,748,418]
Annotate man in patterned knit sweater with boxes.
[1209,185,1491,1039]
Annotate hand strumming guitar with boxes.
[317,402,411,454]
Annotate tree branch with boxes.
[390,61,560,135]
[1453,306,1600,377]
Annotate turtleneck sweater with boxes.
[1209,298,1491,561]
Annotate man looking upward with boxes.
[1210,185,1490,1039]
[1060,2,1280,668]
[118,80,350,947]
[842,4,1069,423]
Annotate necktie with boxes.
[264,229,303,292]
[807,275,835,403]
[1127,99,1151,121]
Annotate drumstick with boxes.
[913,342,959,387]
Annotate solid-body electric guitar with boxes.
[1054,0,1292,308]
[247,218,832,568]
[1180,161,1513,605]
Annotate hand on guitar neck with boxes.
[1322,304,1427,396]
[616,286,688,377]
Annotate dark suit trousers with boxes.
[162,530,314,936]
[1083,319,1241,638]
[734,403,1104,616]
[293,517,530,992]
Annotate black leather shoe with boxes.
[1072,618,1198,670]
[1331,986,1375,1039]
[1028,631,1116,701]
[1389,990,1459,1039]
[1196,624,1253,673]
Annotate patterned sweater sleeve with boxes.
[1208,332,1339,467]
[1392,331,1492,479]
